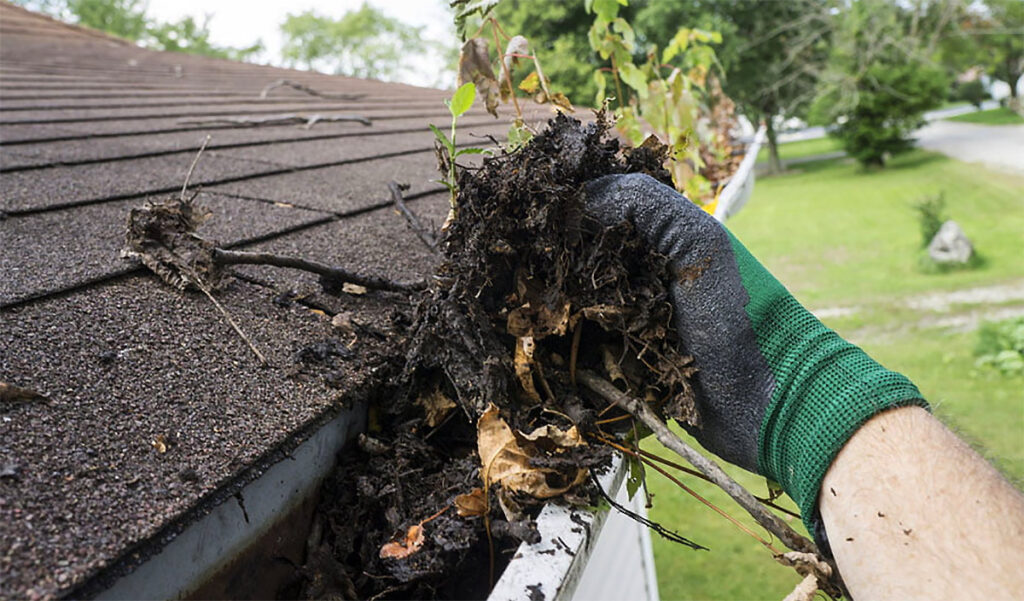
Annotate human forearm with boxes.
[819,406,1024,600]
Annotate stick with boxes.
[180,113,371,129]
[388,181,438,253]
[576,369,817,555]
[197,283,268,366]
[211,248,428,293]
[259,79,365,101]
[181,135,210,202]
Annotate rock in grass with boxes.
[928,220,973,264]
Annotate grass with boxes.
[946,107,1024,125]
[756,136,843,163]
[730,150,1024,307]
[642,150,1024,600]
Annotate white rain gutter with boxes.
[714,124,767,223]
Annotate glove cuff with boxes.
[754,301,927,533]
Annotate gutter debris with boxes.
[122,113,837,599]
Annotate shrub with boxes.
[912,192,946,248]
[975,317,1024,375]
[953,80,988,109]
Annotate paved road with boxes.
[915,120,1024,175]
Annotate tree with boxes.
[810,0,949,167]
[66,0,146,40]
[147,15,263,62]
[636,0,834,174]
[280,3,429,81]
[972,0,1024,109]
[11,0,263,61]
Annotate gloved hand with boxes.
[583,173,927,535]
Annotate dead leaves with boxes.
[378,505,450,561]
[477,404,587,503]
[458,38,500,117]
[121,196,223,291]
[379,524,425,560]
[454,488,487,517]
[416,386,457,427]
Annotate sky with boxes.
[145,0,456,88]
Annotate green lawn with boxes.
[947,107,1024,125]
[756,136,843,163]
[644,150,1024,600]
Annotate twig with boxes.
[590,472,707,551]
[181,135,210,202]
[197,282,268,366]
[259,79,365,101]
[576,369,817,555]
[592,433,780,552]
[595,432,803,520]
[179,113,371,129]
[387,181,438,253]
[211,248,428,293]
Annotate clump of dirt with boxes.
[307,114,700,599]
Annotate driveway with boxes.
[915,120,1024,175]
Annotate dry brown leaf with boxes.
[378,523,425,559]
[506,300,570,340]
[477,404,587,500]
[458,38,500,117]
[549,92,574,113]
[576,304,631,330]
[513,336,542,403]
[454,488,487,517]
[416,386,457,427]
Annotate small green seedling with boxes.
[430,82,485,217]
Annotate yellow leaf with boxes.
[518,71,541,94]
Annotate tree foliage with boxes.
[973,0,1024,102]
[280,3,429,81]
[11,0,263,61]
[637,0,833,174]
[67,0,147,40]
[810,0,948,167]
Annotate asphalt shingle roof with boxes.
[0,3,507,597]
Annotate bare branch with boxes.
[259,79,365,101]
[388,181,439,253]
[180,113,372,129]
[211,248,428,293]
[576,370,817,555]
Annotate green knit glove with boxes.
[584,173,928,534]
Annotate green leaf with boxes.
[618,61,648,99]
[592,0,622,21]
[449,82,476,118]
[626,453,644,501]
[428,123,453,152]
[454,147,486,156]
[593,69,607,107]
